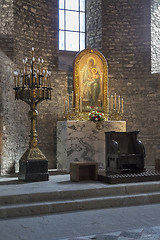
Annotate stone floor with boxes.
[0,174,160,240]
[1,204,160,240]
[59,226,160,240]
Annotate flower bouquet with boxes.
[88,110,105,122]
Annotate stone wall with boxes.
[0,0,14,60]
[151,0,160,73]
[99,0,160,167]
[86,0,102,51]
[37,71,68,169]
[0,50,29,175]
[13,0,58,69]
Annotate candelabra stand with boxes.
[108,93,124,121]
[13,48,52,182]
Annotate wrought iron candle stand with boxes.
[13,48,52,182]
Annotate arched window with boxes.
[59,0,85,51]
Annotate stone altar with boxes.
[57,120,126,172]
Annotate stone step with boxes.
[0,191,160,219]
[0,181,160,219]
[1,181,160,206]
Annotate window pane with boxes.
[66,11,79,31]
[59,10,64,29]
[80,0,85,11]
[66,31,79,51]
[80,33,85,50]
[59,31,65,50]
[59,0,64,9]
[66,0,79,10]
[80,12,85,32]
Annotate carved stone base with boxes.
[18,147,49,182]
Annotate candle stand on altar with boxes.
[13,48,52,182]
[108,93,124,121]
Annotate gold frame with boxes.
[73,48,108,117]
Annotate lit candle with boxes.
[121,98,123,113]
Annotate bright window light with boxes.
[59,0,85,51]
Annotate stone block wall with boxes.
[0,0,14,60]
[86,0,160,167]
[37,71,68,169]
[0,50,29,174]
[13,0,59,69]
[151,0,160,73]
[86,0,102,51]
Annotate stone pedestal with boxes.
[18,160,49,182]
[18,147,49,182]
[57,120,126,172]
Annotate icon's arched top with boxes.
[73,48,108,115]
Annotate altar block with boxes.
[57,121,126,172]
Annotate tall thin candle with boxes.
[118,95,120,112]
[110,95,113,111]
[121,98,123,113]
[114,93,116,109]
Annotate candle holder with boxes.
[109,109,124,121]
[13,48,52,182]
[108,94,124,121]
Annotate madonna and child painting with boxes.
[73,48,108,113]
